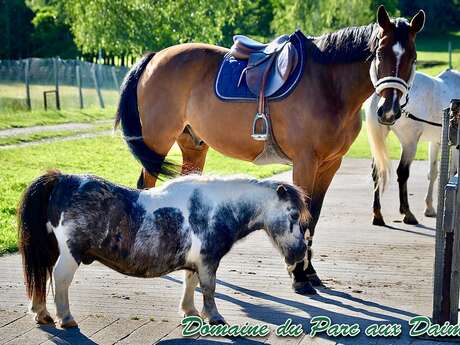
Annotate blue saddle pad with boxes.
[215,30,306,102]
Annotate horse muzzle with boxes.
[377,95,402,126]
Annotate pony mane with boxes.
[311,23,380,64]
[262,180,310,224]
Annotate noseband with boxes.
[369,58,416,109]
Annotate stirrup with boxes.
[251,112,269,141]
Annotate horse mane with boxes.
[260,180,310,224]
[311,23,380,64]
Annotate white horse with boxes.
[365,69,460,226]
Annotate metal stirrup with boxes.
[251,112,269,141]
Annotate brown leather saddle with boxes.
[229,34,299,140]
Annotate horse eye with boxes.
[290,212,300,222]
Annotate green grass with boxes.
[0,108,115,130]
[0,83,120,113]
[0,123,112,146]
[347,123,428,161]
[0,134,290,254]
[416,32,460,76]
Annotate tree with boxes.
[271,0,375,36]
[0,0,35,59]
[61,0,251,56]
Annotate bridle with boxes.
[369,49,416,109]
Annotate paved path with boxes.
[0,158,448,344]
[0,130,113,149]
[0,121,112,138]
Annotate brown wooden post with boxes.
[53,57,61,110]
[24,59,31,110]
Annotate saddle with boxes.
[229,34,299,140]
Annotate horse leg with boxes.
[291,153,320,294]
[372,160,386,226]
[197,265,224,325]
[424,141,440,217]
[180,270,200,317]
[53,252,79,328]
[303,158,343,288]
[177,127,209,175]
[397,143,418,225]
[30,271,54,325]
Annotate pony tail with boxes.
[18,170,60,301]
[365,95,391,192]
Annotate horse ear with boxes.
[377,5,392,32]
[410,10,425,34]
[276,185,288,200]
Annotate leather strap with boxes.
[404,111,442,127]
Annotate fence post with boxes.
[76,61,84,109]
[24,59,31,110]
[433,107,452,323]
[92,64,105,109]
[111,66,120,92]
[53,57,61,110]
[451,114,460,322]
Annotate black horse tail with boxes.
[114,52,177,183]
[18,170,60,302]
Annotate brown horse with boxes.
[115,6,425,295]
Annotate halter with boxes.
[369,58,416,109]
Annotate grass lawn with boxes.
[0,107,115,130]
[416,32,460,76]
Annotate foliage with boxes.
[61,0,249,55]
[0,0,35,59]
[271,0,373,35]
[29,4,78,58]
[399,0,460,34]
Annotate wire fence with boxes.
[0,58,129,112]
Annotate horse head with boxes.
[371,5,425,125]
[264,183,309,266]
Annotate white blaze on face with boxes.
[392,42,405,76]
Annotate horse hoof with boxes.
[183,308,200,317]
[308,274,324,287]
[403,214,419,225]
[60,319,78,329]
[35,314,55,325]
[424,208,437,218]
[210,318,227,325]
[372,217,386,226]
[292,281,317,295]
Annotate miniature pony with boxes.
[18,171,309,326]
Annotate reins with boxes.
[403,111,442,127]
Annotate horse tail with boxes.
[18,170,61,302]
[114,52,177,180]
[365,95,391,192]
